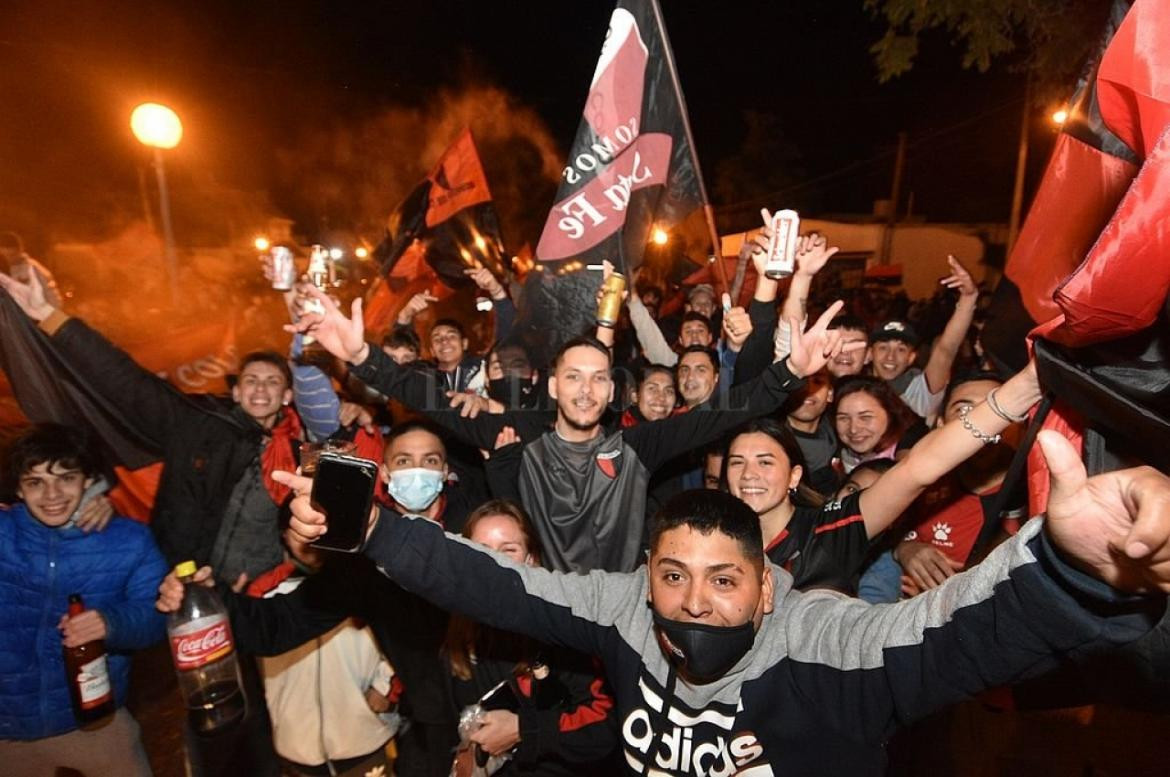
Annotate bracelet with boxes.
[958,404,1001,445]
[986,387,1029,423]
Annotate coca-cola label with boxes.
[77,655,112,708]
[170,616,234,670]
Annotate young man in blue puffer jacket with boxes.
[0,423,168,776]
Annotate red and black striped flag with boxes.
[985,0,1170,362]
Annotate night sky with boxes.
[0,0,1065,251]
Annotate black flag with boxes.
[512,0,707,364]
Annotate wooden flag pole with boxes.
[648,0,731,298]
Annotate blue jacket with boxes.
[0,504,168,740]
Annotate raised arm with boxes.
[465,265,516,341]
[290,285,542,447]
[278,467,624,658]
[0,270,222,444]
[627,295,677,366]
[856,362,1041,538]
[732,211,783,384]
[785,434,1170,744]
[626,301,849,473]
[922,255,979,394]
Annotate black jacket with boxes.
[49,317,270,566]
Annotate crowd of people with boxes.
[1,212,1169,777]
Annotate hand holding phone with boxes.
[309,453,379,552]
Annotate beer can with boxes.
[596,272,626,327]
[270,246,296,291]
[764,209,800,280]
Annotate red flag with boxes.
[364,129,507,334]
[1045,0,1170,345]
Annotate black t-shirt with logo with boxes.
[765,492,870,593]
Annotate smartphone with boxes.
[309,452,379,552]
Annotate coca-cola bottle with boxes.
[63,593,115,726]
[167,561,246,735]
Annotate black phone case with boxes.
[309,452,379,552]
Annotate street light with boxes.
[131,102,183,301]
[1051,108,1069,125]
[254,236,270,252]
[651,227,669,245]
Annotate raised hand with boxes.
[286,285,368,363]
[941,255,978,300]
[397,291,439,324]
[272,469,382,546]
[786,300,851,377]
[1040,431,1170,594]
[794,233,838,278]
[465,266,506,300]
[722,305,752,351]
[0,269,54,322]
[747,208,776,277]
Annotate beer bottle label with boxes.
[170,615,234,670]
[77,655,113,708]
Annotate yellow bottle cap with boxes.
[174,560,197,578]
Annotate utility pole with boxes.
[880,131,907,265]
[1007,79,1033,254]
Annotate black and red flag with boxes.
[978,0,1170,512]
[363,128,508,334]
[510,0,708,364]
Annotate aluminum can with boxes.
[764,209,800,280]
[596,272,626,327]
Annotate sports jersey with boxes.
[903,474,1023,566]
[765,492,870,593]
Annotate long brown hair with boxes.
[833,376,919,453]
[444,500,544,681]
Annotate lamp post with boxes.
[131,102,183,301]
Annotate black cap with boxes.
[870,319,920,347]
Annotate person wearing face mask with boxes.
[283,431,1170,777]
[290,284,850,574]
[379,421,486,537]
[444,501,617,776]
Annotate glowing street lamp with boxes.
[254,236,270,252]
[131,102,183,301]
[1051,108,1069,125]
[651,227,669,246]
[354,246,369,260]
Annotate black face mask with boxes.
[652,611,756,683]
[487,375,534,407]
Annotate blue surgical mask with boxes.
[388,467,444,512]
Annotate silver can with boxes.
[270,246,296,291]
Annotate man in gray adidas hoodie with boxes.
[279,430,1170,777]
